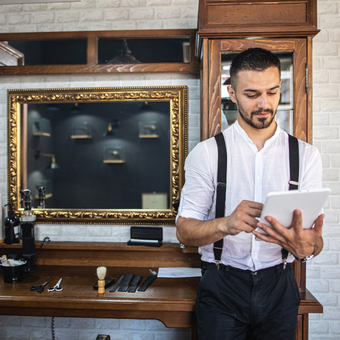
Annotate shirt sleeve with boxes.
[177,139,218,221]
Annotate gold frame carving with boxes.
[7,86,188,225]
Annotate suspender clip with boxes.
[289,180,299,186]
[215,261,220,270]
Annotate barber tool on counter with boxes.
[93,267,114,292]
[93,267,115,294]
[4,203,20,244]
[20,189,36,272]
[30,278,52,293]
[96,266,107,294]
[48,278,63,292]
[108,271,157,293]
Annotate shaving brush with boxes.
[96,266,107,294]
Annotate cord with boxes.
[27,236,50,272]
[51,316,55,340]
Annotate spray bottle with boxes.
[20,189,36,272]
[4,203,20,244]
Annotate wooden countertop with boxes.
[0,264,199,327]
[0,241,322,328]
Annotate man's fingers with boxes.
[313,214,324,235]
[291,209,303,231]
[256,221,287,244]
[238,200,263,218]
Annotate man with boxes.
[176,48,324,340]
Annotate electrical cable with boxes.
[51,316,55,340]
[27,236,50,272]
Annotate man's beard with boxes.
[237,101,276,129]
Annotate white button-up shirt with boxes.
[177,121,322,271]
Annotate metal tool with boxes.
[48,278,63,292]
[149,269,157,276]
[30,278,52,293]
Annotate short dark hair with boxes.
[229,48,281,88]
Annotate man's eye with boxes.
[246,94,256,98]
[268,92,277,95]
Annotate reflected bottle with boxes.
[37,186,46,209]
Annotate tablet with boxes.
[259,188,331,230]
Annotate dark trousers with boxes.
[196,262,300,340]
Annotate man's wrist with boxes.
[294,245,316,263]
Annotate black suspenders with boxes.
[213,132,227,268]
[213,132,299,268]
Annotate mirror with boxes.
[7,86,188,225]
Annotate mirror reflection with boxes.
[8,86,187,225]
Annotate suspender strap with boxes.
[213,132,227,265]
[282,134,300,263]
[288,134,299,190]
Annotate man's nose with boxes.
[256,94,269,108]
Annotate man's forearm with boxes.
[176,200,263,246]
[176,216,227,247]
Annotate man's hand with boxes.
[226,200,263,235]
[176,200,263,247]
[253,209,324,259]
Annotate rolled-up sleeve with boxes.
[177,139,217,221]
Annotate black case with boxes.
[127,226,163,247]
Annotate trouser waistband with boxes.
[201,261,290,278]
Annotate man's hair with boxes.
[229,48,281,88]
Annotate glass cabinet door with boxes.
[200,38,312,143]
[221,52,294,135]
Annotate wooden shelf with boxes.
[70,135,92,139]
[33,132,51,137]
[103,160,126,164]
[139,135,160,138]
[0,29,200,76]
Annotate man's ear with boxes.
[227,85,237,103]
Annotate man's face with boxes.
[227,66,281,130]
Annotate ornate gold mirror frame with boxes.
[7,86,187,225]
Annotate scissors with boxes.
[30,278,52,293]
[48,278,63,292]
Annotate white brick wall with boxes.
[309,1,340,339]
[0,0,338,339]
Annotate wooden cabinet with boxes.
[196,0,319,143]
[196,1,322,339]
[0,242,323,340]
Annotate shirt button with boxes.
[257,176,260,181]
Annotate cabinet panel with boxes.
[206,3,307,26]
[296,314,303,340]
[198,0,318,37]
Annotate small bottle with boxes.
[20,189,36,272]
[4,203,20,244]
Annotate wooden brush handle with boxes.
[98,280,105,294]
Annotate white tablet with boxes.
[259,188,331,230]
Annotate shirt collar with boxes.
[233,119,282,151]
